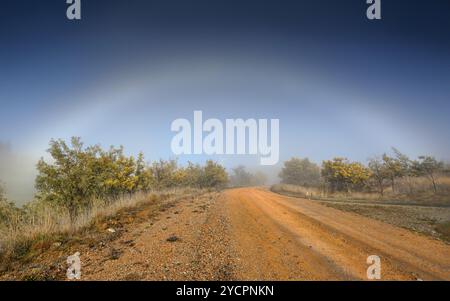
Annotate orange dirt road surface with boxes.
[224,188,450,280]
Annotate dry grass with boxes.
[393,176,450,194]
[435,221,450,242]
[0,187,204,272]
[271,176,450,207]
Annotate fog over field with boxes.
[1,1,450,204]
[0,143,37,205]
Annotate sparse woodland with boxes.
[275,148,450,202]
[0,137,228,265]
[273,150,450,243]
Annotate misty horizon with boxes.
[1,137,448,205]
[1,0,450,204]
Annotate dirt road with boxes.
[225,188,449,280]
[72,188,450,280]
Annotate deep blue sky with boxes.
[1,0,450,202]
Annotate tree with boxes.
[322,158,345,192]
[0,184,10,221]
[135,152,154,192]
[322,158,371,192]
[35,138,98,222]
[97,145,138,199]
[382,154,403,193]
[35,138,145,222]
[184,162,204,188]
[229,166,267,187]
[0,184,18,227]
[230,166,253,187]
[368,157,388,196]
[200,160,229,188]
[346,161,372,191]
[253,171,268,186]
[279,158,321,187]
[0,184,5,203]
[150,159,178,188]
[392,148,415,194]
[413,156,443,192]
[117,155,138,196]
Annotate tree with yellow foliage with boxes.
[135,152,154,192]
[322,158,371,192]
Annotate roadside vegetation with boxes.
[274,148,450,203]
[0,137,228,272]
[271,148,450,242]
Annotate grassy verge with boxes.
[271,183,450,207]
[435,221,450,242]
[0,188,206,279]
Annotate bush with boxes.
[35,138,144,221]
[321,158,371,192]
